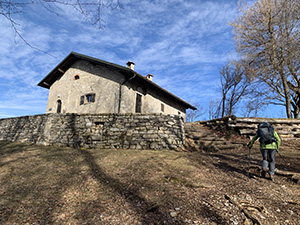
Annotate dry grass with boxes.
[0,141,212,224]
[1,141,300,224]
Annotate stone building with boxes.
[38,52,196,119]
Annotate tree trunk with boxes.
[221,94,226,117]
[281,73,293,118]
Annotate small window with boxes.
[136,93,142,113]
[161,104,165,112]
[57,100,62,113]
[178,111,181,115]
[80,93,95,105]
[80,96,84,105]
[74,75,80,80]
[86,94,95,103]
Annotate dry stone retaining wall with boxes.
[202,116,300,140]
[0,113,184,149]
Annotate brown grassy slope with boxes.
[0,140,300,225]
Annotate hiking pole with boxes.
[276,149,290,168]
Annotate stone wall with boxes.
[0,113,184,149]
[202,116,300,140]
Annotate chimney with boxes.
[146,74,153,81]
[126,61,135,70]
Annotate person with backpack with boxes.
[248,122,281,181]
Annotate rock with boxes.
[170,211,177,217]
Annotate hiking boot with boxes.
[261,169,267,178]
[270,175,275,181]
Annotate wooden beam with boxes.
[58,68,65,73]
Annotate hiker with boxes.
[248,122,281,181]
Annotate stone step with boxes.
[198,141,244,149]
[187,135,223,141]
[195,140,227,145]
[184,122,247,152]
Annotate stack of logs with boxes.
[201,116,300,140]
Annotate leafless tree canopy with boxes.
[208,99,219,120]
[1,1,122,26]
[231,0,300,118]
[186,102,206,122]
[0,0,122,52]
[219,61,250,117]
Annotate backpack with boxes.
[257,122,276,145]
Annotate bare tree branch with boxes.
[0,0,123,53]
[218,61,250,117]
[231,0,300,118]
[186,102,206,122]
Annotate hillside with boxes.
[0,123,300,224]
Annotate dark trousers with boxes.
[260,148,276,175]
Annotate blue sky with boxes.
[0,0,286,119]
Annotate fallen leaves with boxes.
[1,141,300,224]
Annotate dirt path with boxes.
[184,122,300,224]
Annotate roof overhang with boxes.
[37,52,196,110]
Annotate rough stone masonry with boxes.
[0,113,184,149]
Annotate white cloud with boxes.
[0,0,246,118]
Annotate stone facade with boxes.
[39,52,196,121]
[0,114,184,149]
[46,60,186,118]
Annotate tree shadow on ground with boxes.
[0,141,33,155]
[213,161,258,179]
[77,148,184,225]
[0,145,86,224]
[199,204,231,225]
[1,142,191,224]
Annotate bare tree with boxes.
[241,98,265,117]
[219,61,250,117]
[0,0,123,52]
[186,102,206,122]
[231,0,300,118]
[208,99,220,120]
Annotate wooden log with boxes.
[238,128,300,136]
[236,117,300,124]
[272,125,300,129]
[277,131,300,135]
[228,124,257,129]
[239,129,256,135]
[286,200,300,205]
[275,169,300,184]
[224,194,262,225]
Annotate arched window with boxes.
[57,100,62,113]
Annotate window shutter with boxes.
[80,96,84,105]
[91,94,96,102]
[161,104,164,112]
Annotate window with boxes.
[161,103,165,112]
[86,94,95,103]
[74,75,80,80]
[80,93,96,105]
[80,96,84,105]
[57,100,62,113]
[136,93,142,113]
